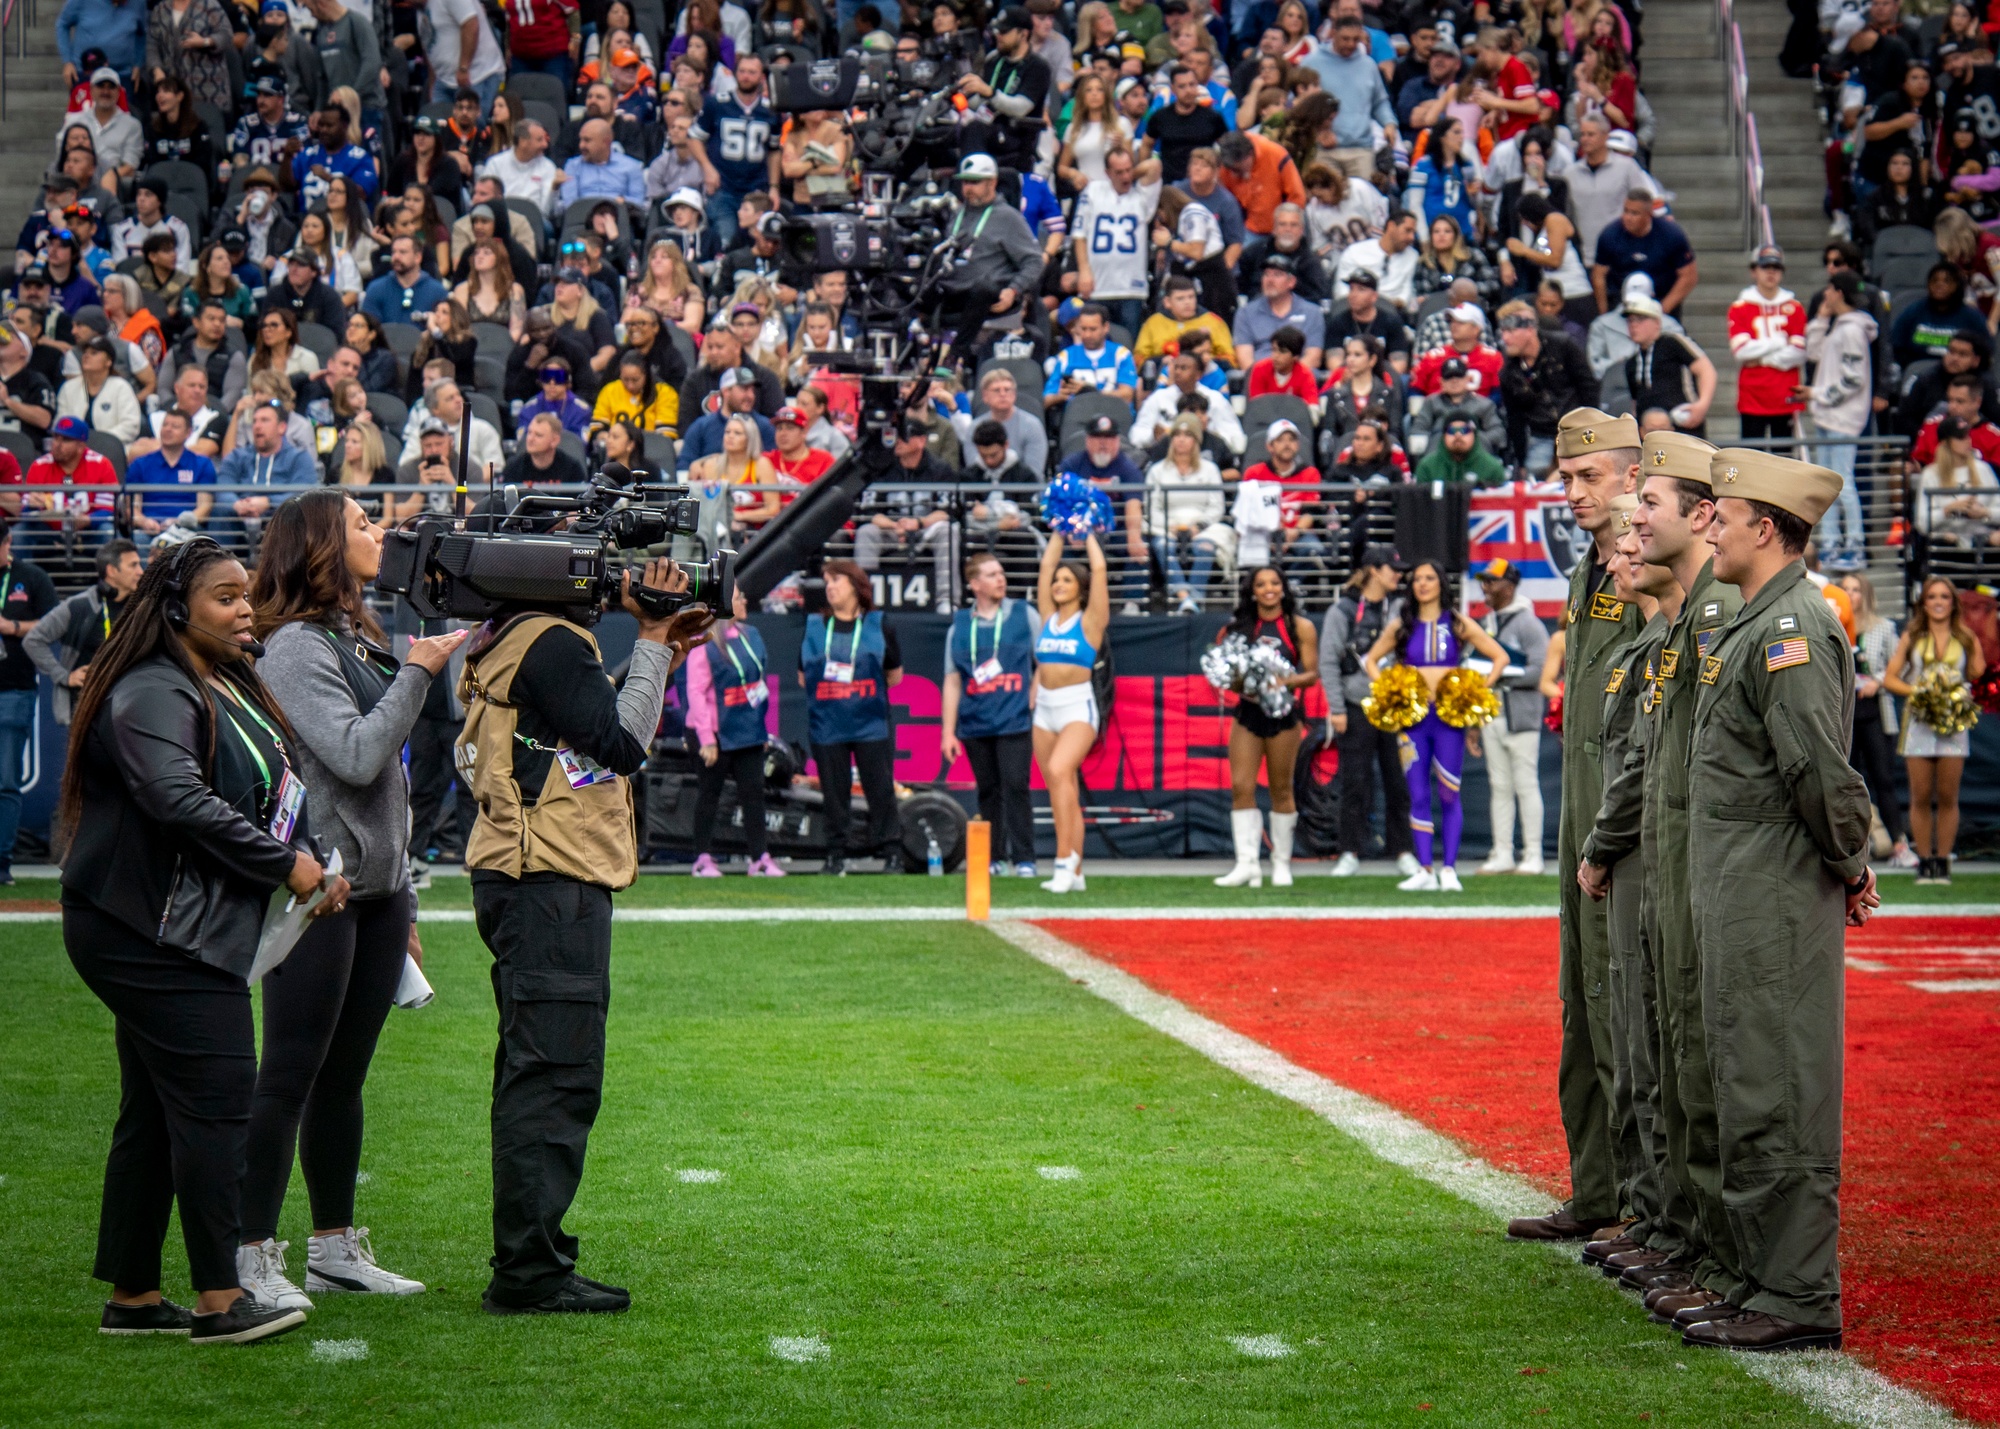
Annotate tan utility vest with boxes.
[455,614,639,889]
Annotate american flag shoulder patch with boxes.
[1765,637,1811,672]
[1696,629,1715,656]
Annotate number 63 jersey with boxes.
[1074,177,1164,302]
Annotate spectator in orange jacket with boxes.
[1216,130,1304,238]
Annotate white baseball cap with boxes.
[1446,302,1485,326]
[665,186,704,213]
[1606,129,1639,156]
[957,153,999,181]
[1265,418,1300,441]
[1622,293,1664,320]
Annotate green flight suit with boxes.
[1555,547,1645,1221]
[1689,562,1871,1329]
[1641,561,1743,1292]
[1582,611,1669,1241]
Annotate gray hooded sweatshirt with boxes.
[1804,306,1878,437]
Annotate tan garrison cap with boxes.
[1708,447,1844,524]
[1608,493,1640,530]
[1642,430,1718,484]
[1555,407,1640,459]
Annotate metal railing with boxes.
[0,0,36,122]
[1716,0,1775,252]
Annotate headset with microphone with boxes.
[163,537,266,660]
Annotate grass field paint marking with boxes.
[1229,1335,1295,1360]
[675,1168,724,1183]
[1909,978,2000,993]
[987,921,1958,1429]
[308,1339,370,1364]
[986,922,1544,1220]
[770,1336,830,1363]
[1036,1165,1082,1181]
[1736,1353,1960,1429]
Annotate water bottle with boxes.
[926,834,943,877]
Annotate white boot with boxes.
[306,1227,425,1295]
[1269,811,1297,888]
[1213,808,1264,887]
[237,1239,312,1312]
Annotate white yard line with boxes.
[983,920,1960,1429]
[1909,978,2000,994]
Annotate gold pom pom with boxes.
[1362,664,1432,732]
[1910,669,1981,738]
[1435,667,1502,729]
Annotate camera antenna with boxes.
[455,402,473,519]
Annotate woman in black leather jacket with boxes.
[59,537,348,1347]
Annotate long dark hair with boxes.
[58,540,293,842]
[822,557,874,614]
[250,487,387,643]
[1230,564,1298,635]
[1393,559,1467,649]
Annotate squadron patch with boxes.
[1606,667,1627,694]
[1590,592,1627,621]
[1766,638,1811,672]
[1659,649,1680,679]
[1568,598,1580,626]
[1700,656,1724,685]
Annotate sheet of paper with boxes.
[250,849,342,985]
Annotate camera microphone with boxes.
[598,461,637,489]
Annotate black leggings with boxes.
[964,730,1035,863]
[1852,700,1908,843]
[1337,715,1414,859]
[240,888,411,1242]
[64,896,255,1294]
[694,744,769,858]
[814,737,900,858]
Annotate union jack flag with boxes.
[1765,637,1811,671]
[1468,481,1574,619]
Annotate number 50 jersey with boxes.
[699,91,777,197]
[1073,177,1164,302]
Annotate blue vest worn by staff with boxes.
[949,599,1039,739]
[801,611,890,745]
[710,623,772,753]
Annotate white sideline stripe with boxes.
[1910,978,2000,994]
[0,902,1991,927]
[984,921,1958,1429]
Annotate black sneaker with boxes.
[821,855,846,877]
[0,867,15,887]
[483,1273,630,1316]
[570,1271,629,1297]
[99,1299,194,1335]
[189,1300,306,1345]
[1937,855,1952,886]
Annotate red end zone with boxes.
[1046,915,2000,1425]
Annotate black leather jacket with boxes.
[61,656,304,980]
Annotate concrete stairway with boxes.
[1641,0,1827,439]
[0,0,76,247]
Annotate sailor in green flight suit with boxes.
[1576,494,1674,1281]
[1509,407,1646,1243]
[1675,448,1879,1353]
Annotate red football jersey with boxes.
[1410,343,1503,397]
[1726,286,1808,417]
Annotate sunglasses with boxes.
[560,240,586,254]
[1445,423,1475,435]
[538,367,570,382]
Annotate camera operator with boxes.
[935,154,1046,371]
[457,557,712,1315]
[955,8,1050,179]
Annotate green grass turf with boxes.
[5,871,1997,911]
[0,917,1843,1426]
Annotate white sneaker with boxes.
[1121,601,1143,616]
[1438,867,1463,893]
[407,856,431,891]
[1397,868,1439,892]
[1478,852,1516,875]
[1515,854,1546,875]
[1330,852,1360,877]
[237,1239,312,1312]
[1396,853,1421,878]
[1891,845,1919,870]
[306,1228,425,1295]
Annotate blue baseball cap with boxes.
[51,415,89,440]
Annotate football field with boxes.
[0,873,1993,1427]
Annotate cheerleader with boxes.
[1032,531,1110,895]
[1362,561,1509,892]
[1214,567,1320,889]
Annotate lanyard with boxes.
[843,619,861,666]
[210,679,283,795]
[720,628,764,683]
[949,205,995,244]
[0,566,12,617]
[969,608,1000,666]
[101,601,111,640]
[989,57,1020,96]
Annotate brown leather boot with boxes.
[1683,1311,1842,1353]
[1589,1218,1639,1242]
[1622,1260,1692,1292]
[1640,1273,1699,1307]
[1506,1207,1624,1242]
[1670,1294,1741,1329]
[1580,1236,1644,1267]
[1601,1247,1672,1279]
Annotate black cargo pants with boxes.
[471,870,615,1306]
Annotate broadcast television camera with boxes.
[375,462,733,625]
